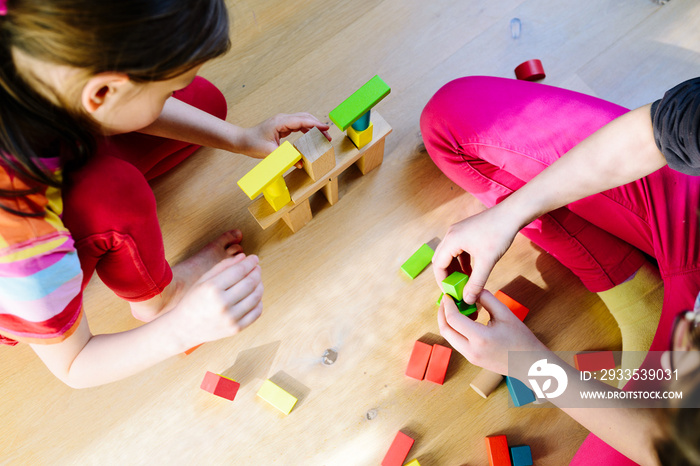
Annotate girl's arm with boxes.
[138,97,331,159]
[437,293,663,466]
[30,254,262,389]
[433,104,668,302]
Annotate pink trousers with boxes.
[62,77,227,301]
[421,76,700,465]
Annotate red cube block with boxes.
[200,371,240,401]
[574,351,615,372]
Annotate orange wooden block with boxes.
[494,290,529,322]
[486,435,512,466]
[425,344,452,385]
[184,343,203,355]
[406,340,433,380]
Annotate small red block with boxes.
[514,59,545,81]
[381,431,414,466]
[574,351,615,372]
[494,290,529,322]
[184,343,203,355]
[425,344,452,385]
[406,341,433,380]
[200,371,240,401]
[486,435,512,466]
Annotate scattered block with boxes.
[347,122,374,149]
[257,379,298,415]
[406,340,433,380]
[505,377,536,407]
[329,75,391,131]
[401,243,435,279]
[494,290,529,322]
[510,445,533,466]
[486,435,512,466]
[404,460,421,466]
[293,127,335,181]
[442,271,468,301]
[237,141,302,211]
[574,350,615,372]
[184,343,202,355]
[200,371,240,401]
[514,59,545,81]
[381,431,414,466]
[425,344,452,385]
[470,368,504,399]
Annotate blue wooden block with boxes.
[510,445,533,466]
[505,376,536,407]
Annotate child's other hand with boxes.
[170,254,263,347]
[437,290,546,375]
[244,113,331,158]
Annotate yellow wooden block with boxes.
[405,460,421,466]
[237,141,302,199]
[347,122,373,149]
[262,176,292,211]
[257,379,297,415]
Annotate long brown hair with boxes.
[0,0,230,215]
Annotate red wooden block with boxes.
[424,344,452,385]
[381,431,414,466]
[514,59,545,81]
[486,435,512,466]
[200,371,240,401]
[574,351,616,372]
[494,290,529,322]
[406,340,433,380]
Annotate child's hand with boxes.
[437,290,546,375]
[169,254,263,347]
[243,113,332,158]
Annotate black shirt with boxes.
[651,77,700,175]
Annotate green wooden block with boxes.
[329,75,391,131]
[456,299,477,316]
[442,271,468,301]
[401,243,434,279]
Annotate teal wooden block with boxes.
[442,271,468,301]
[329,75,390,130]
[351,110,371,131]
[510,445,533,466]
[506,377,536,407]
[401,243,434,279]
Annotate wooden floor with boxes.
[2,0,698,464]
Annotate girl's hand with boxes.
[243,113,332,158]
[169,254,263,348]
[437,290,546,375]
[433,206,521,304]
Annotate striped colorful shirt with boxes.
[0,158,83,345]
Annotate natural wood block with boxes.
[293,127,335,181]
[470,368,504,398]
[355,135,385,175]
[321,177,338,205]
[282,198,312,233]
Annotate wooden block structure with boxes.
[574,350,616,372]
[425,344,452,385]
[405,340,433,380]
[200,371,240,401]
[510,445,533,466]
[486,435,512,466]
[245,111,392,233]
[381,431,414,466]
[237,141,302,211]
[505,376,536,407]
[401,243,435,279]
[470,290,530,398]
[256,379,298,415]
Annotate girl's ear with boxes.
[81,72,131,114]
